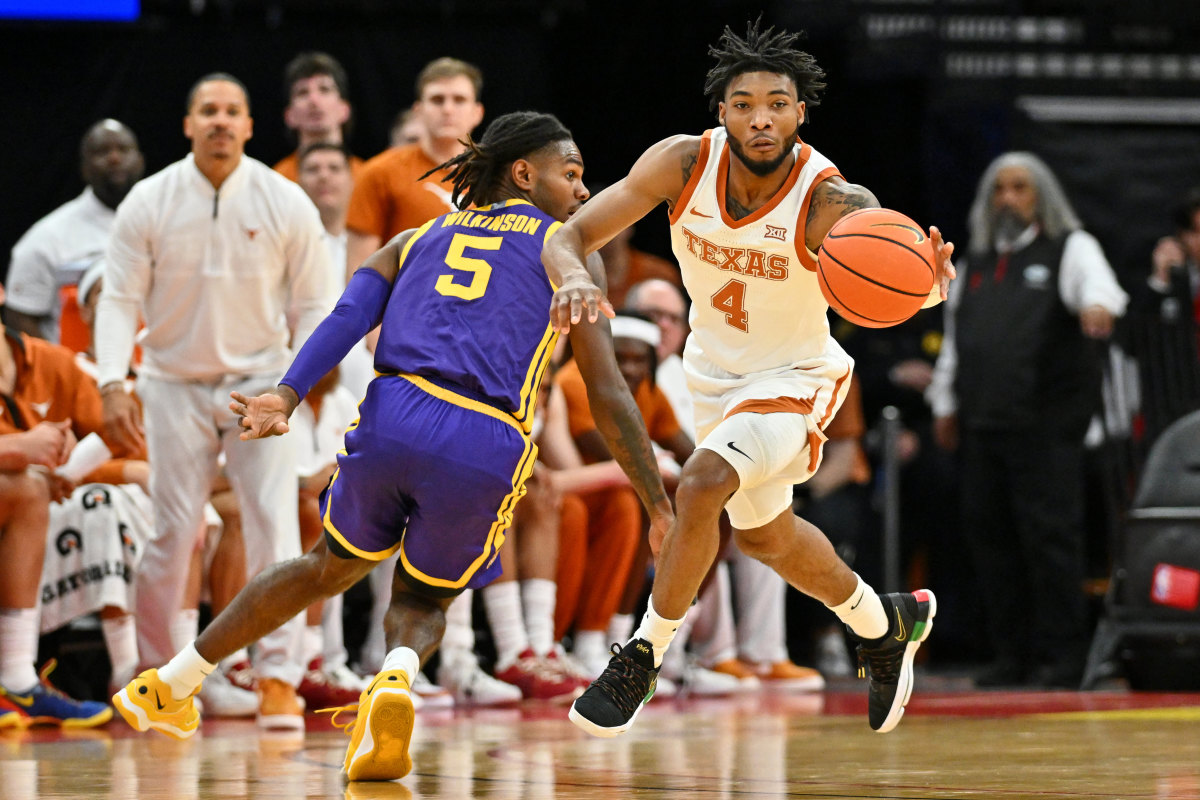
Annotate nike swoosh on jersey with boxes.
[688,208,713,218]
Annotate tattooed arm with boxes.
[568,252,674,531]
[804,177,881,253]
[544,135,701,332]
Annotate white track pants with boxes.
[135,374,304,685]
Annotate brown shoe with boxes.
[755,660,825,692]
[709,659,762,688]
[256,677,304,731]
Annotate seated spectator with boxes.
[5,120,143,351]
[37,264,152,700]
[0,279,145,727]
[554,312,692,676]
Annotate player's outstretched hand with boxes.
[929,226,957,301]
[550,276,615,334]
[230,389,294,440]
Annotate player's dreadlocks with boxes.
[703,16,826,112]
[422,111,573,210]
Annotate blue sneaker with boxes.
[0,660,113,728]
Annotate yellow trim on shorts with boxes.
[514,325,558,429]
[322,466,403,562]
[398,373,531,434]
[398,433,537,590]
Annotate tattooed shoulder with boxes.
[680,151,699,186]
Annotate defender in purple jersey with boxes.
[111,112,673,782]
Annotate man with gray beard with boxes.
[928,151,1128,688]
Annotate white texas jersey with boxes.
[670,127,842,376]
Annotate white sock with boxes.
[158,642,216,702]
[520,579,557,657]
[303,625,323,668]
[101,614,139,688]
[381,646,420,685]
[440,590,475,665]
[632,597,685,668]
[483,581,528,669]
[0,607,39,692]
[827,575,888,640]
[572,630,608,663]
[169,608,200,654]
[607,613,635,648]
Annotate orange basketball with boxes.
[816,208,936,328]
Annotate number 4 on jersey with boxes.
[711,279,748,332]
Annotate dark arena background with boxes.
[3,0,1199,282]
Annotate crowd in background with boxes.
[1,46,1198,731]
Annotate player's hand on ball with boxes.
[929,226,956,301]
[230,390,291,440]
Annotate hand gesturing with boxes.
[229,389,293,440]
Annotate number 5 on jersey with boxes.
[711,278,748,332]
[437,233,499,300]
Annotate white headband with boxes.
[77,258,105,306]
[610,316,661,347]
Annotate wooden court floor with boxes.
[4,682,1200,800]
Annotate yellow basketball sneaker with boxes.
[333,668,415,781]
[112,668,200,740]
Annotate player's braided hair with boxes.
[422,111,573,210]
[703,16,826,112]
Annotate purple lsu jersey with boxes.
[373,199,562,431]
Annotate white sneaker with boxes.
[199,668,258,718]
[678,663,744,697]
[411,671,454,711]
[326,663,372,693]
[436,659,522,707]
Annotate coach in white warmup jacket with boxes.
[95,73,333,729]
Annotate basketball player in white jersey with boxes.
[544,18,956,738]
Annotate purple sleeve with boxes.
[280,268,391,400]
